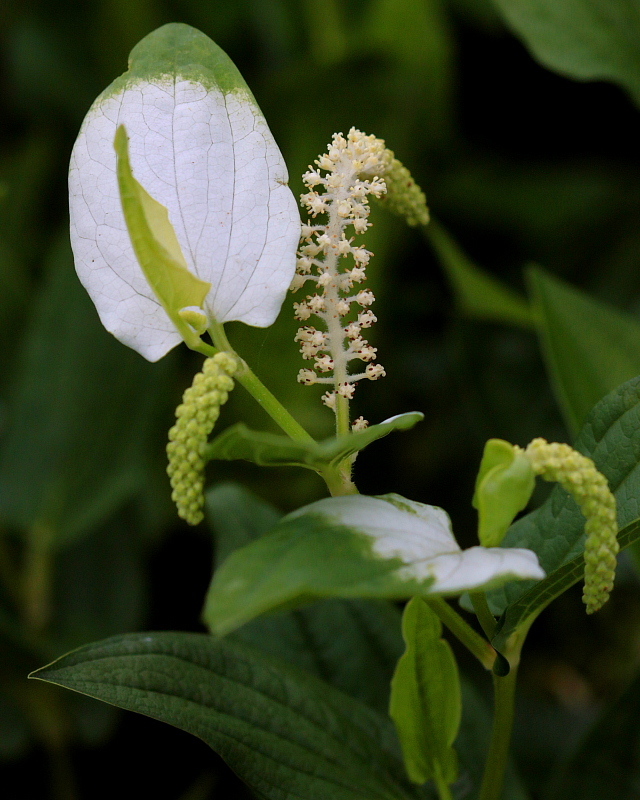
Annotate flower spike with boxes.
[167,353,237,525]
[522,438,618,613]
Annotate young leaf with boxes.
[203,493,543,636]
[427,221,533,328]
[528,265,640,435]
[114,126,211,351]
[30,632,419,800]
[205,412,424,470]
[390,598,461,787]
[69,23,300,361]
[484,375,640,630]
[473,439,536,547]
[491,0,640,107]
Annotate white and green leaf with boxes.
[69,23,300,361]
[203,493,544,636]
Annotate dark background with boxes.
[2,0,640,797]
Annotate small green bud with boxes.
[524,438,618,614]
[167,352,238,525]
[377,150,429,227]
[473,439,535,547]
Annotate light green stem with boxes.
[478,667,519,800]
[427,596,496,670]
[470,591,497,639]
[206,322,314,445]
[433,764,454,800]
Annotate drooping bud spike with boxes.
[374,151,429,227]
[167,352,237,524]
[523,438,618,614]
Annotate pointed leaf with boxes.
[528,265,640,435]
[206,412,425,470]
[428,221,533,328]
[204,493,544,636]
[114,125,211,350]
[30,632,419,800]
[491,0,640,106]
[473,439,535,547]
[70,23,300,361]
[390,598,460,786]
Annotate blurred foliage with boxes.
[2,0,640,797]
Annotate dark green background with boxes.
[3,0,640,797]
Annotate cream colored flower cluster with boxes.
[523,438,618,614]
[291,129,389,419]
[167,353,237,525]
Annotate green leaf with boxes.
[473,439,536,547]
[546,668,640,799]
[528,265,640,436]
[390,598,460,786]
[491,0,640,106]
[30,632,420,800]
[493,517,640,653]
[205,482,404,714]
[114,125,211,350]
[427,221,533,328]
[205,412,424,470]
[483,375,640,636]
[203,494,543,636]
[0,235,173,547]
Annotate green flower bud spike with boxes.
[167,353,237,525]
[376,149,429,228]
[522,438,618,614]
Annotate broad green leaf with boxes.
[114,126,211,351]
[70,23,300,361]
[473,439,535,547]
[205,483,404,714]
[492,517,640,653]
[206,412,424,470]
[427,221,533,328]
[390,598,460,786]
[204,494,543,636]
[528,265,640,435]
[30,632,420,800]
[483,375,640,633]
[491,0,640,106]
[0,236,173,547]
[547,668,640,799]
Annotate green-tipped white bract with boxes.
[69,23,300,361]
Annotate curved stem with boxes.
[207,322,315,444]
[470,591,497,639]
[427,597,496,670]
[433,764,454,800]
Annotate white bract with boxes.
[287,494,545,593]
[69,24,300,361]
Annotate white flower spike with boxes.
[69,23,300,361]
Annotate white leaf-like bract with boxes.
[287,494,545,594]
[69,23,300,361]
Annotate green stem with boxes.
[427,597,496,670]
[207,322,315,444]
[478,666,519,800]
[433,764,454,800]
[22,524,54,633]
[470,591,497,639]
